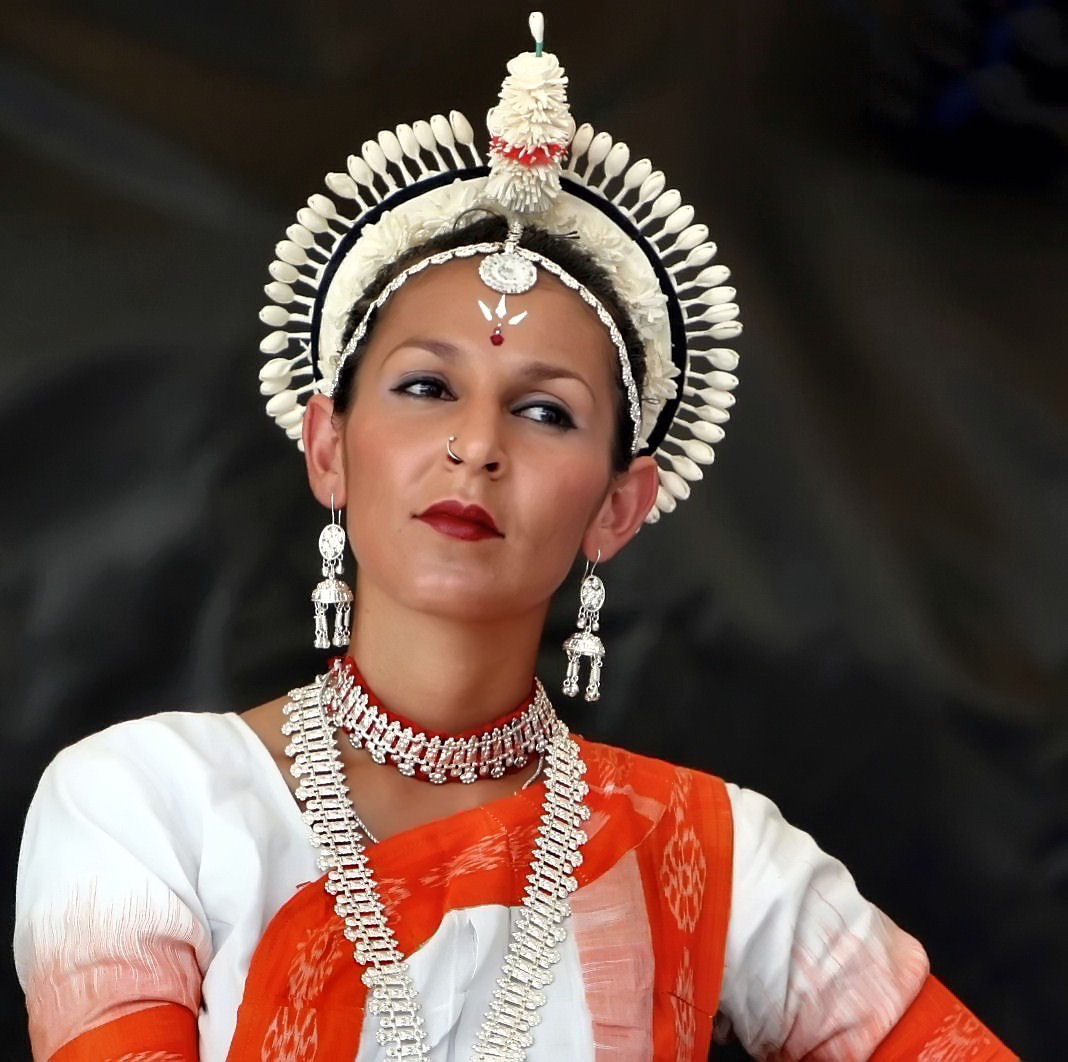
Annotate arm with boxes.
[718,784,1015,1060]
[870,975,1013,1060]
[15,722,211,1060]
[48,1006,197,1062]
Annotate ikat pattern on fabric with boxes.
[225,737,736,1059]
[16,713,1018,1060]
[661,826,708,933]
[672,948,698,1056]
[918,1005,1000,1061]
[111,1054,186,1062]
[258,919,348,1062]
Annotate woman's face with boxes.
[314,256,648,624]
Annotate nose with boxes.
[447,397,505,475]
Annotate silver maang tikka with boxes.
[562,552,605,702]
[312,495,353,649]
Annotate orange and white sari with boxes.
[16,712,1015,1060]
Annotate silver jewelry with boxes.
[519,753,544,791]
[281,666,590,1062]
[311,495,353,650]
[351,804,379,845]
[562,553,606,702]
[479,219,538,295]
[352,753,543,847]
[446,435,462,464]
[323,663,556,784]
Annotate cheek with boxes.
[341,419,418,542]
[526,455,611,554]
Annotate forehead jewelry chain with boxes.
[478,219,537,296]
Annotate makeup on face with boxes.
[416,500,504,542]
[336,258,620,623]
[477,293,529,346]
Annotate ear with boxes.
[302,393,347,508]
[581,455,660,563]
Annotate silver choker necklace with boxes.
[323,659,556,784]
[282,670,590,1060]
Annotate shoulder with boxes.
[61,708,248,752]
[28,710,278,837]
[576,735,728,799]
[575,736,733,860]
[721,782,854,880]
[572,737,846,868]
[18,709,296,933]
[576,737,839,839]
[43,710,257,789]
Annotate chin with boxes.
[414,586,542,625]
[393,567,556,625]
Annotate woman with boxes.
[15,14,1015,1060]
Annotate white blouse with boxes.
[15,712,927,1060]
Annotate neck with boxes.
[346,583,547,734]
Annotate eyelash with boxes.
[514,400,575,430]
[394,375,454,401]
[393,375,576,431]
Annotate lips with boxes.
[416,500,503,541]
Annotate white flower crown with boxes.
[259,13,740,522]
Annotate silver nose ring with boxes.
[446,435,462,465]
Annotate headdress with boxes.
[259,11,740,522]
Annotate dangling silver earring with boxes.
[311,494,353,650]
[562,551,605,702]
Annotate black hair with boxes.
[333,212,646,473]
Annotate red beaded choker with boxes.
[321,657,557,784]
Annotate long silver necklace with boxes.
[282,671,590,1061]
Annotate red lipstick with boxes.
[417,500,503,541]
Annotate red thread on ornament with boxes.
[489,137,566,168]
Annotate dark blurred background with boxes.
[2,1,1065,1057]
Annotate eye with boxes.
[393,374,455,400]
[514,399,576,430]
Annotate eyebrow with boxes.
[517,360,596,400]
[385,339,596,400]
[383,337,461,364]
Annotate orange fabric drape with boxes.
[49,1002,197,1062]
[870,975,1018,1060]
[41,737,1016,1060]
[227,739,734,1060]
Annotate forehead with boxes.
[365,257,619,379]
